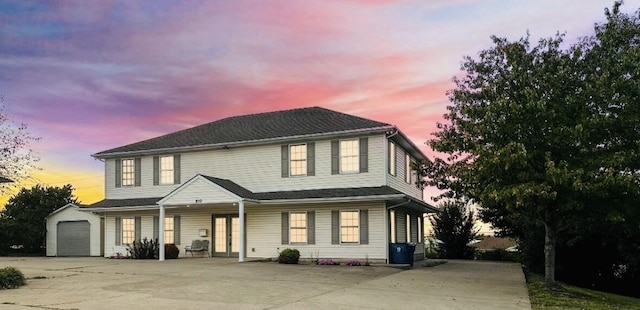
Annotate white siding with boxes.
[386,145,423,199]
[105,135,387,199]
[46,205,102,257]
[102,203,387,260]
[163,178,238,205]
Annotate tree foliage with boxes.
[0,95,40,194]
[0,184,78,254]
[423,2,639,290]
[429,200,478,259]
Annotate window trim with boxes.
[121,217,135,245]
[340,210,360,244]
[389,142,396,176]
[289,143,307,177]
[390,210,396,243]
[159,156,174,185]
[289,211,308,244]
[339,139,360,174]
[121,158,135,187]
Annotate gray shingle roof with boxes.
[94,107,392,157]
[86,197,163,208]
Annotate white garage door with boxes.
[57,221,90,256]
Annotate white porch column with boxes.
[239,200,245,262]
[159,204,165,261]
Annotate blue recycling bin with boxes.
[389,243,417,265]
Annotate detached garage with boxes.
[46,203,103,257]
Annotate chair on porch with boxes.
[185,240,210,257]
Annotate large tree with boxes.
[0,95,40,194]
[424,2,639,287]
[0,184,78,254]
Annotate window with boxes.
[289,144,307,176]
[389,142,396,176]
[164,217,174,244]
[340,139,359,173]
[406,214,411,242]
[418,216,422,244]
[122,218,135,244]
[390,210,396,243]
[340,211,359,243]
[160,156,174,184]
[122,159,135,186]
[289,212,307,243]
[405,154,412,184]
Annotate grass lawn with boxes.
[527,273,640,310]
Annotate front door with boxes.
[212,214,239,257]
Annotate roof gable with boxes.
[94,107,392,157]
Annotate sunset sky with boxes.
[1,0,638,207]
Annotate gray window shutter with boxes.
[153,216,159,241]
[174,215,181,245]
[307,142,315,176]
[359,138,368,173]
[173,155,181,184]
[281,212,289,244]
[134,157,142,186]
[115,217,121,246]
[331,210,339,244]
[153,156,159,185]
[281,145,289,178]
[307,211,315,245]
[360,209,369,245]
[135,217,141,242]
[115,159,122,188]
[331,140,339,175]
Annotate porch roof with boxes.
[83,175,437,213]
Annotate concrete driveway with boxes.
[0,257,530,309]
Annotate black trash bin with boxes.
[389,243,411,264]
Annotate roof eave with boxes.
[92,126,394,159]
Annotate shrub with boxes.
[345,260,362,266]
[0,267,26,289]
[318,259,340,265]
[127,238,159,259]
[165,244,180,259]
[277,248,300,264]
[475,249,521,262]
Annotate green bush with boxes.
[475,249,521,262]
[165,244,180,259]
[0,267,26,289]
[277,248,300,264]
[127,238,159,259]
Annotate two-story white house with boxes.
[48,107,436,263]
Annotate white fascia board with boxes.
[92,126,393,159]
[46,203,79,218]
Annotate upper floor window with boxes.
[160,156,174,184]
[122,159,135,186]
[122,218,135,244]
[340,139,359,173]
[340,210,359,243]
[405,154,412,184]
[389,142,396,176]
[289,144,307,176]
[289,212,307,243]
